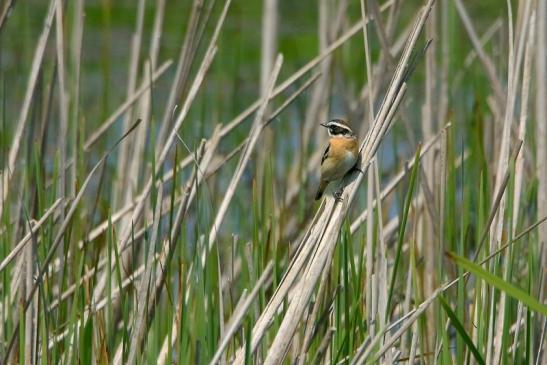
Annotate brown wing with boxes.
[321,142,330,164]
[320,138,359,182]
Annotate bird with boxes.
[315,119,359,201]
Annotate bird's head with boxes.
[320,119,355,138]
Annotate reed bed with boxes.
[0,0,546,364]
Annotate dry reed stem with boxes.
[90,45,216,304]
[48,71,316,314]
[407,323,419,363]
[513,11,536,235]
[151,129,227,363]
[46,250,161,350]
[438,127,447,278]
[453,0,505,108]
[157,0,205,152]
[491,0,531,252]
[263,199,345,364]
[359,0,375,135]
[127,0,168,220]
[0,198,63,273]
[369,0,394,66]
[0,0,15,31]
[71,73,318,261]
[0,0,56,220]
[349,124,448,234]
[2,120,144,362]
[175,57,285,328]
[296,246,332,365]
[510,303,526,360]
[299,0,336,151]
[536,0,547,292]
[115,0,147,210]
[126,184,164,364]
[136,136,210,362]
[23,209,38,364]
[149,0,165,70]
[353,207,546,364]
[230,146,437,362]
[232,201,329,364]
[90,0,229,311]
[205,55,283,263]
[260,0,277,95]
[490,2,533,361]
[113,136,211,363]
[421,3,437,348]
[209,262,274,365]
[244,2,436,363]
[365,157,375,333]
[125,61,151,219]
[55,0,68,213]
[540,317,547,365]
[69,0,83,196]
[373,159,389,345]
[83,61,172,150]
[247,141,452,350]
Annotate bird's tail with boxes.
[315,180,329,201]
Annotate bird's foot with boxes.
[334,189,344,203]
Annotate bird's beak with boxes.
[320,122,328,128]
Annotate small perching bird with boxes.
[315,119,359,200]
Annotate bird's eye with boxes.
[330,126,344,135]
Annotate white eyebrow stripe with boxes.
[328,122,353,134]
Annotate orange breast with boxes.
[320,137,358,182]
